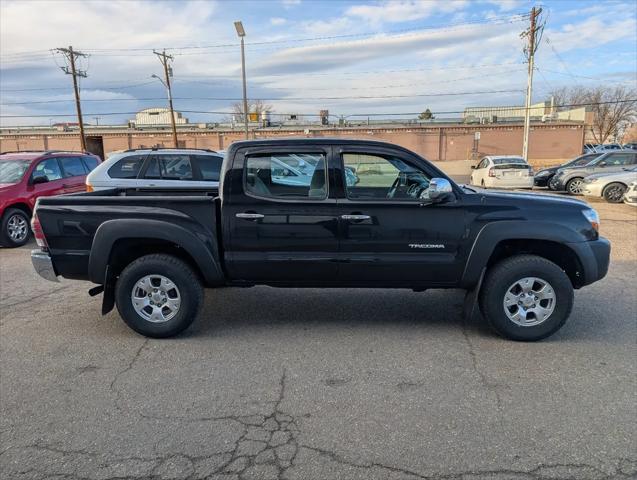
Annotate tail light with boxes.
[86,182,94,192]
[488,168,496,177]
[528,167,534,176]
[31,212,49,250]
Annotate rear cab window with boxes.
[244,152,327,200]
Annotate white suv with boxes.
[86,148,223,191]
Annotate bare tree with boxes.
[550,85,637,144]
[418,108,435,120]
[232,99,273,122]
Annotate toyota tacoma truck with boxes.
[30,139,610,341]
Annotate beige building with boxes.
[131,108,188,126]
[463,101,553,122]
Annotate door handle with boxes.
[236,213,265,220]
[341,214,371,221]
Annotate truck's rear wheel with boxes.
[479,255,573,341]
[115,254,203,338]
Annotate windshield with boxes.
[565,153,601,167]
[0,160,31,184]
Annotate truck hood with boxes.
[479,189,589,208]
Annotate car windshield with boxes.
[492,157,525,165]
[0,159,31,184]
[565,154,600,167]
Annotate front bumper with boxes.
[31,249,59,282]
[533,175,552,187]
[549,176,566,191]
[582,183,603,197]
[567,237,611,287]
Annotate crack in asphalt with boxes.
[461,317,505,430]
[4,354,635,480]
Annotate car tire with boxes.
[478,255,574,341]
[0,208,31,248]
[481,179,486,189]
[566,177,584,195]
[115,254,204,338]
[602,182,627,203]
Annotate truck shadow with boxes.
[186,286,493,339]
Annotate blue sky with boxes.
[0,0,635,126]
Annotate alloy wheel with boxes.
[131,274,181,323]
[503,276,556,327]
[7,214,28,242]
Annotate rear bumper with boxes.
[485,177,534,189]
[567,237,611,287]
[31,249,59,282]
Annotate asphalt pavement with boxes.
[0,199,635,480]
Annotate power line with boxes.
[1,99,634,119]
[53,46,88,150]
[1,89,525,106]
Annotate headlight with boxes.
[582,208,600,233]
[536,170,550,177]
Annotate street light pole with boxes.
[235,21,249,140]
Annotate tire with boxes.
[0,208,30,247]
[566,177,584,195]
[481,179,486,189]
[602,182,627,203]
[546,175,556,190]
[478,255,574,341]
[115,254,203,338]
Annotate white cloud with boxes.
[345,0,467,25]
[301,17,352,35]
[546,17,637,52]
[270,17,287,26]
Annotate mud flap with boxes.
[463,267,486,321]
[101,265,116,315]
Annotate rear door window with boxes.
[142,155,192,180]
[192,154,223,181]
[108,155,144,179]
[60,156,88,177]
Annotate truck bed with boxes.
[36,188,219,281]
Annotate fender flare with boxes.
[88,218,224,286]
[460,220,584,288]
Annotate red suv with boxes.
[0,150,101,247]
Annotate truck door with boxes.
[335,147,467,286]
[223,147,339,283]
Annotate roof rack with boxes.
[122,147,218,153]
[1,149,93,155]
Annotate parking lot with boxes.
[0,195,635,480]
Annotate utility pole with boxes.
[521,7,543,162]
[153,50,178,148]
[55,46,88,151]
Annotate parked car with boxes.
[623,181,637,206]
[534,152,602,189]
[470,156,533,189]
[86,148,223,192]
[549,150,637,194]
[31,139,610,342]
[581,167,637,203]
[622,142,637,151]
[0,150,100,247]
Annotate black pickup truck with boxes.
[31,139,610,341]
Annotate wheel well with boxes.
[603,181,627,191]
[4,202,31,218]
[487,239,585,288]
[107,238,204,282]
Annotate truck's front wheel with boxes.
[479,255,574,341]
[115,254,203,338]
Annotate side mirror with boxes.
[31,174,49,185]
[471,165,477,170]
[428,178,454,203]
